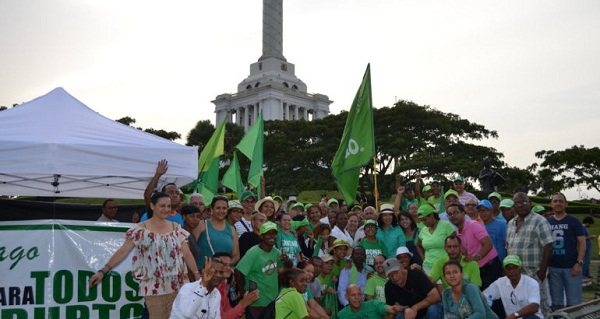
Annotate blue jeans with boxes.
[394,302,441,319]
[583,244,591,277]
[548,266,582,309]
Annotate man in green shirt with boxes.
[428,235,481,293]
[364,255,387,302]
[235,221,293,319]
[338,284,402,318]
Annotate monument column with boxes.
[259,0,286,61]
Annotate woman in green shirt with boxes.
[276,268,309,319]
[277,213,302,266]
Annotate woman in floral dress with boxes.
[89,192,199,319]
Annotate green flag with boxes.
[195,121,225,203]
[197,157,220,204]
[222,151,244,196]
[236,111,264,189]
[331,64,374,205]
[197,121,225,173]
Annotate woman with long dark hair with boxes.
[442,260,498,319]
[376,205,406,259]
[193,196,240,268]
[89,192,200,319]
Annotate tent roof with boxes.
[0,87,198,199]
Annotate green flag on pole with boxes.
[195,121,225,203]
[222,151,244,196]
[197,157,220,204]
[236,111,264,190]
[197,121,225,173]
[331,64,374,205]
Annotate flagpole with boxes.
[373,156,379,211]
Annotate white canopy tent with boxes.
[0,87,198,199]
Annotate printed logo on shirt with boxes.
[262,260,277,276]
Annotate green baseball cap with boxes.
[290,202,305,211]
[327,198,339,206]
[364,219,378,227]
[499,199,514,208]
[259,221,279,235]
[444,189,459,199]
[418,205,436,218]
[351,205,363,212]
[488,192,502,200]
[453,176,464,182]
[292,217,310,230]
[240,190,257,201]
[532,205,545,213]
[503,255,522,267]
[422,185,432,192]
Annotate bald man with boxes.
[338,284,402,318]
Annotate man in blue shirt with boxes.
[547,192,585,310]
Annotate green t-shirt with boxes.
[418,220,455,270]
[236,245,281,307]
[337,300,389,319]
[331,258,348,277]
[276,287,309,319]
[277,230,302,266]
[427,195,443,211]
[357,239,389,265]
[302,287,314,302]
[364,274,387,302]
[428,256,481,288]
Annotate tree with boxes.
[495,165,535,194]
[186,120,245,155]
[0,106,7,111]
[258,100,502,197]
[534,145,600,194]
[116,116,181,141]
[365,101,502,195]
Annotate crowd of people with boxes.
[89,160,590,319]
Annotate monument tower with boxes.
[212,0,332,131]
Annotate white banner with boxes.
[0,219,144,319]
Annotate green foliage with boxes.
[495,165,536,194]
[186,120,245,155]
[142,128,181,141]
[262,101,503,196]
[116,116,136,126]
[116,116,181,141]
[534,145,600,194]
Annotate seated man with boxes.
[213,252,259,319]
[483,255,544,319]
[384,258,440,319]
[428,235,481,292]
[338,284,402,318]
[97,199,119,222]
[337,246,373,306]
[364,255,387,302]
[170,257,224,319]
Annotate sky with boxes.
[1,0,599,199]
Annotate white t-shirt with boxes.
[483,275,544,319]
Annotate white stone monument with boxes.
[213,0,332,131]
